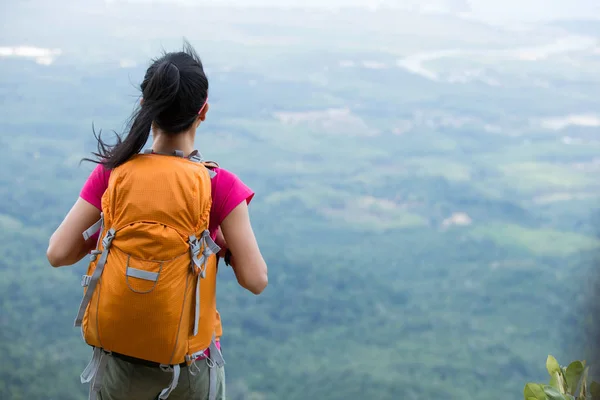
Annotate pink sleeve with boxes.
[80,163,111,210]
[209,168,255,231]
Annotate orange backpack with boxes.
[74,149,224,400]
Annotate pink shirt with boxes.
[80,162,255,242]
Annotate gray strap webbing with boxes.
[186,150,217,179]
[206,168,216,178]
[188,149,203,162]
[80,348,110,400]
[207,335,225,400]
[190,231,220,272]
[209,365,217,400]
[126,267,159,281]
[74,228,116,327]
[142,148,188,158]
[189,235,202,336]
[143,148,183,156]
[209,337,225,367]
[80,348,103,384]
[89,351,109,400]
[83,215,103,241]
[142,148,217,178]
[194,275,201,336]
[81,275,92,287]
[89,250,101,262]
[189,231,221,336]
[158,365,181,400]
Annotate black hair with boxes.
[83,39,209,169]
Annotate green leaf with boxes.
[551,370,568,394]
[579,366,589,399]
[591,381,600,399]
[566,361,585,395]
[525,383,548,400]
[547,356,562,377]
[550,372,562,390]
[561,368,570,393]
[543,385,570,400]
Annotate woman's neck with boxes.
[151,128,196,157]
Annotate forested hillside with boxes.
[1,3,600,399]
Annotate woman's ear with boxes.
[198,102,210,121]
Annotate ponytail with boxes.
[84,61,181,169]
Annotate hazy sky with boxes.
[107,0,600,24]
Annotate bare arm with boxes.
[47,197,101,267]
[219,201,268,295]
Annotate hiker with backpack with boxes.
[46,41,268,400]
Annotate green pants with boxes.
[97,355,226,400]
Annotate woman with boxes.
[46,41,268,400]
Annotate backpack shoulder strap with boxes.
[142,148,218,177]
[186,150,219,178]
[201,161,218,179]
[142,148,185,157]
[201,160,219,169]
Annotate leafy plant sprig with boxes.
[524,355,600,400]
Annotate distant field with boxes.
[467,222,600,256]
